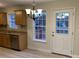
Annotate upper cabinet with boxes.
[15,10,27,25]
[0,12,7,25]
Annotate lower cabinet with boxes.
[10,34,27,50]
[10,35,19,50]
[3,34,11,48]
[0,34,11,48]
[0,36,4,46]
[0,33,27,51]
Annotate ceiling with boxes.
[0,0,55,8]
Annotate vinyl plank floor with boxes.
[0,47,68,58]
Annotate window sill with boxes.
[33,39,46,43]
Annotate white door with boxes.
[51,9,75,56]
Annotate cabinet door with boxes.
[2,13,7,25]
[0,14,3,24]
[3,34,11,48]
[21,11,27,25]
[15,10,27,25]
[0,13,7,25]
[15,11,22,25]
[19,34,27,50]
[0,36,3,46]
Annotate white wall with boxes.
[27,0,79,57]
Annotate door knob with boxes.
[52,34,54,36]
[52,32,54,33]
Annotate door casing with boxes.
[50,8,75,56]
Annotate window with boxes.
[8,13,17,29]
[56,12,69,34]
[34,9,46,42]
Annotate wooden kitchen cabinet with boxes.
[10,33,27,50]
[0,34,11,48]
[0,34,4,46]
[0,32,27,51]
[3,34,11,48]
[15,10,27,25]
[0,13,7,25]
[19,33,27,50]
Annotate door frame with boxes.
[50,8,75,57]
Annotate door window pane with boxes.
[56,12,69,34]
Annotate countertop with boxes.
[0,29,27,35]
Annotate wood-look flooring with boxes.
[0,47,68,58]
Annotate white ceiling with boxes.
[0,0,55,8]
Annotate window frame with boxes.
[33,10,46,42]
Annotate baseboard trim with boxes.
[28,46,51,53]
[52,52,72,58]
[28,46,79,58]
[72,55,79,58]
